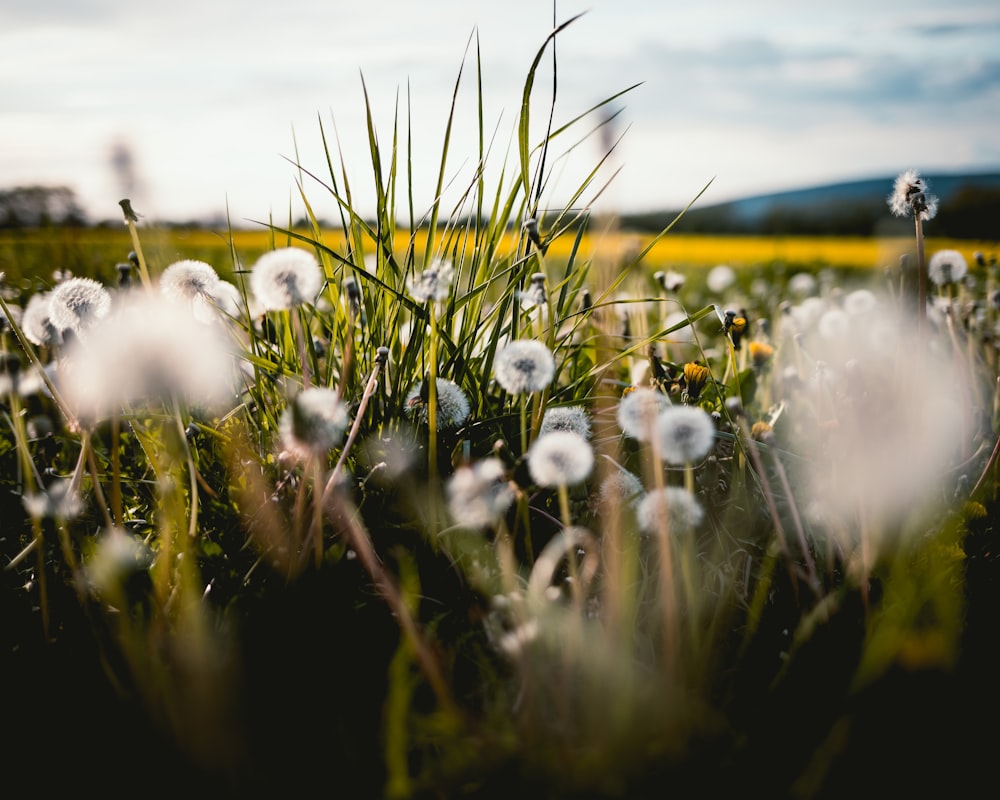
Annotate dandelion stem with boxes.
[120,201,153,291]
[914,215,926,336]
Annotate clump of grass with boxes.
[2,9,998,800]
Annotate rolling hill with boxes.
[621,171,1000,238]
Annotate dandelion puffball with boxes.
[250,247,322,310]
[494,340,555,394]
[527,430,594,487]
[58,292,238,425]
[636,487,704,535]
[47,277,111,337]
[538,405,591,439]
[927,250,968,287]
[446,457,516,529]
[404,378,470,430]
[656,405,715,465]
[279,387,349,460]
[617,387,670,441]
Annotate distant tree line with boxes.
[0,185,87,228]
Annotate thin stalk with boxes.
[915,215,927,336]
[120,199,153,291]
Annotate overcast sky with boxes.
[2,0,999,225]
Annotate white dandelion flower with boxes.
[22,478,83,520]
[58,292,238,426]
[539,405,591,439]
[596,467,644,511]
[818,308,851,340]
[656,405,715,465]
[655,270,686,292]
[0,303,22,334]
[494,339,555,394]
[788,272,818,297]
[280,387,350,461]
[888,169,939,221]
[85,527,153,596]
[159,259,220,304]
[250,247,322,310]
[22,292,63,346]
[617,387,670,441]
[211,280,244,320]
[527,430,594,487]
[706,264,736,293]
[636,487,704,535]
[517,272,548,309]
[843,288,878,316]
[406,258,454,303]
[446,457,516,529]
[927,250,968,287]
[47,277,111,337]
[404,377,470,430]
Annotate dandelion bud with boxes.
[118,198,141,222]
[343,276,362,317]
[681,362,711,401]
[523,217,542,250]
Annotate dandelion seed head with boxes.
[47,277,111,337]
[406,258,454,303]
[159,259,220,303]
[494,339,555,394]
[656,404,715,465]
[85,527,152,596]
[404,377,470,430]
[818,307,851,340]
[843,288,878,316]
[527,430,594,487]
[636,487,704,535]
[280,387,349,460]
[706,264,736,293]
[446,457,516,529]
[59,292,237,426]
[789,298,972,540]
[617,387,670,441]
[22,478,82,520]
[539,405,591,439]
[250,247,322,310]
[788,272,818,297]
[888,169,939,221]
[927,249,968,287]
[596,467,644,511]
[517,272,548,309]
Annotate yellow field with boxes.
[1,225,995,285]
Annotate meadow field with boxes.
[2,18,999,800]
[1,224,993,288]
